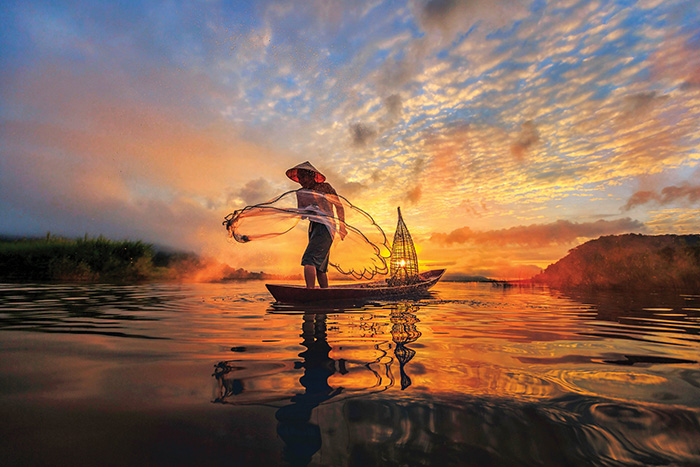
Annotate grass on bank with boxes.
[0,234,294,283]
[0,234,168,282]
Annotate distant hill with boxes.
[443,273,495,283]
[532,234,700,290]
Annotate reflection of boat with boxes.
[212,306,425,464]
[213,307,425,463]
[265,269,445,304]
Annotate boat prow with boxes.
[265,269,445,304]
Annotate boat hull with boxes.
[265,269,445,303]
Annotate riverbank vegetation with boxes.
[0,234,290,283]
[5,233,698,288]
[532,234,700,290]
[0,235,157,282]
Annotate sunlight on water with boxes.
[0,281,699,465]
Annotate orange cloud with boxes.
[623,183,700,211]
[404,185,422,204]
[420,124,473,188]
[622,190,660,211]
[5,63,285,199]
[650,33,700,89]
[0,61,293,254]
[418,234,558,278]
[431,218,645,247]
[510,120,539,161]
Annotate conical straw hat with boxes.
[286,161,326,183]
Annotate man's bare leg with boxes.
[317,271,328,288]
[304,265,317,289]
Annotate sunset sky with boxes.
[2,0,700,278]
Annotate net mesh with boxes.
[388,207,419,286]
[223,190,390,280]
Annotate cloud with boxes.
[373,0,528,94]
[649,31,700,89]
[349,122,378,146]
[235,178,276,205]
[316,166,367,198]
[645,208,700,235]
[459,199,488,217]
[419,123,473,187]
[431,218,646,247]
[619,92,669,119]
[3,0,700,274]
[510,120,539,160]
[416,0,529,39]
[375,47,428,92]
[0,56,288,253]
[419,0,461,29]
[622,191,659,211]
[623,183,700,211]
[404,185,423,204]
[661,184,700,203]
[384,94,403,120]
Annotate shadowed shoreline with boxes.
[531,234,700,291]
[0,234,298,283]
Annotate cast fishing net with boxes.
[223,189,390,280]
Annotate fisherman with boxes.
[286,161,347,288]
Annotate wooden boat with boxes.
[266,269,445,303]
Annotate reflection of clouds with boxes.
[205,286,700,464]
[323,391,700,465]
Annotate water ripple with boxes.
[2,281,700,464]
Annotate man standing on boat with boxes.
[286,161,347,289]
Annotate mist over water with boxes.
[1,281,699,466]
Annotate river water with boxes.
[0,280,698,466]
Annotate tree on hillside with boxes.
[533,234,700,290]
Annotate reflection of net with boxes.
[390,303,421,390]
[223,190,390,280]
[388,207,419,286]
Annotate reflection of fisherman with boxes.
[286,161,347,289]
[275,313,342,466]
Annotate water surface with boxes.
[1,281,699,466]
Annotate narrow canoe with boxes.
[265,269,446,303]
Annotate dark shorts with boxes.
[301,222,332,273]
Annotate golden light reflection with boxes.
[209,281,700,416]
[4,281,700,464]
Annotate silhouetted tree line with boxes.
[0,234,286,282]
[0,234,157,281]
[532,234,700,290]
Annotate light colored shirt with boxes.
[296,184,339,237]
